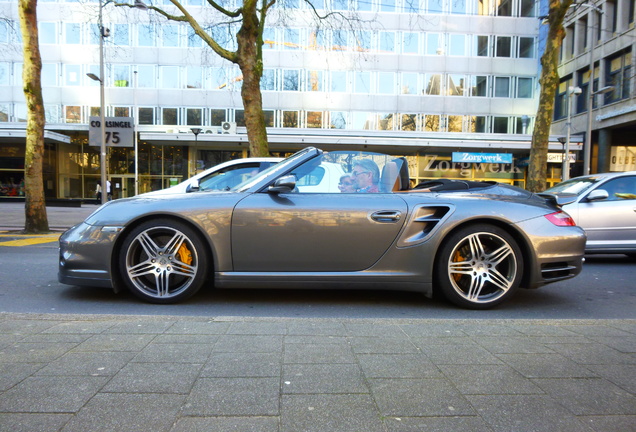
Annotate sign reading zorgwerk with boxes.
[89,117,134,147]
[452,152,513,164]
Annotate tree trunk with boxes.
[19,0,49,232]
[237,0,269,157]
[526,0,573,192]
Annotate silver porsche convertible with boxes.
[59,147,586,309]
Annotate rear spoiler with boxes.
[536,192,578,207]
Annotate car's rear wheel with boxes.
[436,224,523,309]
[119,219,208,304]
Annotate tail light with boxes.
[544,211,577,226]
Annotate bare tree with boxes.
[18,0,49,232]
[526,0,575,192]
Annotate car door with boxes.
[231,192,408,272]
[576,175,636,249]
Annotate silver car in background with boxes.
[543,171,636,257]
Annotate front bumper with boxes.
[58,222,121,289]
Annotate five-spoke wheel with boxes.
[119,219,208,303]
[436,224,523,309]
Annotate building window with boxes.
[185,66,203,89]
[496,0,512,16]
[306,111,323,128]
[282,69,300,91]
[283,28,300,50]
[330,71,347,92]
[114,23,130,46]
[380,0,396,12]
[187,27,203,48]
[65,106,81,123]
[138,107,155,125]
[448,115,463,132]
[518,37,534,58]
[468,116,487,132]
[426,33,443,55]
[379,32,396,52]
[402,32,419,54]
[39,22,57,44]
[329,111,348,129]
[187,108,202,125]
[282,111,299,127]
[428,0,444,14]
[424,114,441,131]
[261,69,275,91]
[451,0,467,14]
[401,73,418,95]
[605,50,632,104]
[306,70,323,91]
[64,64,81,86]
[137,65,155,88]
[64,23,81,44]
[449,34,467,56]
[519,0,536,16]
[475,35,489,56]
[471,75,488,96]
[162,25,180,47]
[113,65,131,87]
[425,73,442,95]
[401,114,417,131]
[354,71,371,94]
[495,36,511,57]
[162,108,179,125]
[493,116,509,133]
[210,109,225,125]
[41,64,57,87]
[448,74,466,96]
[517,77,533,98]
[378,72,395,94]
[494,76,510,97]
[114,107,130,117]
[138,24,155,47]
[160,66,180,89]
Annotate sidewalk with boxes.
[0,313,634,432]
[0,202,98,231]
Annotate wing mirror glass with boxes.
[586,189,609,201]
[268,175,296,194]
[185,179,200,193]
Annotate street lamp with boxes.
[190,128,202,175]
[86,0,109,204]
[562,86,582,182]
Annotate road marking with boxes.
[0,233,60,247]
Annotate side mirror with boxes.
[268,175,296,194]
[185,179,200,193]
[586,189,609,201]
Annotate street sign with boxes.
[89,116,134,147]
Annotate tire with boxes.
[119,219,208,304]
[435,224,523,310]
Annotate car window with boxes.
[545,177,599,195]
[199,164,261,191]
[598,176,636,201]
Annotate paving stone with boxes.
[43,321,115,334]
[548,342,636,365]
[349,336,419,354]
[286,321,347,336]
[497,353,598,378]
[227,322,288,335]
[0,413,72,432]
[357,354,442,379]
[586,364,636,394]
[437,364,542,395]
[468,394,596,432]
[0,319,61,335]
[213,335,284,353]
[382,415,493,432]
[202,352,280,377]
[579,415,636,432]
[0,376,107,413]
[368,378,475,417]
[281,394,384,432]
[0,342,78,363]
[533,378,636,416]
[398,323,468,338]
[345,323,408,338]
[0,362,44,391]
[34,351,135,376]
[74,333,156,352]
[170,416,279,432]
[284,342,356,364]
[474,336,555,354]
[283,363,367,394]
[61,393,185,432]
[182,377,280,416]
[164,320,231,335]
[132,342,213,363]
[104,320,175,334]
[418,344,502,365]
[103,362,203,394]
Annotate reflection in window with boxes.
[355,31,372,51]
[471,75,488,96]
[41,64,57,87]
[451,0,467,14]
[187,27,203,47]
[379,32,395,53]
[113,65,130,87]
[447,74,465,96]
[497,0,512,16]
[352,112,374,130]
[114,24,129,46]
[283,111,299,127]
[494,76,510,97]
[426,33,443,55]
[401,114,417,131]
[235,110,245,127]
[332,29,348,50]
[65,23,81,44]
[139,107,155,125]
[284,28,300,49]
[380,0,395,12]
[424,114,440,132]
[261,69,275,90]
[425,74,442,95]
[330,71,347,92]
[162,108,178,125]
[448,115,463,132]
[519,37,534,58]
[493,116,508,133]
[187,108,202,125]
[138,24,155,47]
[65,106,81,123]
[520,0,536,16]
[263,28,275,49]
[468,116,487,132]
[449,34,466,56]
[65,65,81,86]
[39,22,56,44]
[282,69,299,91]
[378,72,395,94]
[264,110,275,127]
[161,66,179,89]
[377,113,395,130]
[401,73,418,94]
[428,0,444,13]
[114,107,130,117]
[306,111,323,128]
[403,32,419,54]
[354,71,371,94]
[162,25,179,47]
[307,70,323,91]
[210,109,225,125]
[475,35,489,56]
[496,36,511,57]
[137,65,155,88]
[186,66,203,89]
[330,111,348,129]
[517,77,533,98]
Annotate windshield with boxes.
[544,176,602,195]
[231,147,318,192]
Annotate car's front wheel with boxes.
[436,224,523,309]
[119,219,208,304]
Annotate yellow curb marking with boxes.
[0,234,60,247]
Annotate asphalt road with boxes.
[1,243,635,319]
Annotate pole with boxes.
[98,0,107,204]
[583,6,603,175]
[134,70,138,196]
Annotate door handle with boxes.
[371,210,402,223]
